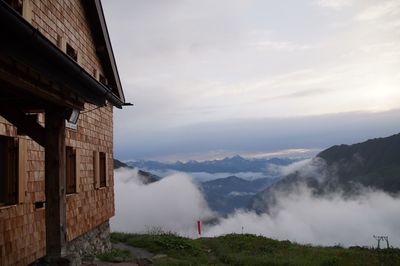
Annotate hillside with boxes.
[200,176,278,215]
[107,232,400,266]
[250,133,400,213]
[317,133,400,193]
[114,159,161,184]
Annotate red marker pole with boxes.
[197,220,201,236]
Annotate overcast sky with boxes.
[102,0,400,161]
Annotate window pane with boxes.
[99,152,106,187]
[66,146,76,194]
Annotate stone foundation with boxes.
[67,220,112,258]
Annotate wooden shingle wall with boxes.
[65,104,115,241]
[29,0,106,77]
[0,117,46,266]
[0,0,116,265]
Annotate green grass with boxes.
[111,232,400,266]
[96,248,133,262]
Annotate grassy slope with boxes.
[111,232,400,266]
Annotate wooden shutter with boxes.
[22,0,33,23]
[6,138,18,205]
[93,151,100,189]
[75,148,80,193]
[105,153,109,187]
[18,138,27,204]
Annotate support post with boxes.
[45,108,67,259]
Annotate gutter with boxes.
[0,1,125,108]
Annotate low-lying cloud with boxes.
[111,168,214,237]
[112,167,400,247]
[148,169,269,182]
[205,186,400,247]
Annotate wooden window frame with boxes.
[0,136,27,206]
[66,146,80,195]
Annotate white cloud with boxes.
[228,191,256,197]
[112,168,400,247]
[268,159,313,176]
[105,0,400,160]
[355,1,400,21]
[316,0,353,9]
[204,186,400,247]
[248,40,313,52]
[111,169,214,237]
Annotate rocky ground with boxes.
[82,242,168,266]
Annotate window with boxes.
[66,43,78,62]
[99,74,108,86]
[66,146,80,194]
[5,0,23,15]
[94,151,108,188]
[99,152,107,187]
[5,0,32,23]
[0,136,27,206]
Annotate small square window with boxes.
[66,43,78,62]
[99,74,108,85]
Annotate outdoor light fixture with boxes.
[67,108,80,125]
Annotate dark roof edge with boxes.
[94,0,125,103]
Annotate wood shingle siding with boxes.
[0,0,120,264]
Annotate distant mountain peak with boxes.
[230,155,246,160]
[126,155,298,174]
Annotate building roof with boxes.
[83,0,126,103]
[0,0,127,108]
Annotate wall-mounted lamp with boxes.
[67,109,80,125]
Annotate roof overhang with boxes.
[83,0,126,104]
[0,0,126,109]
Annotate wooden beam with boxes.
[45,108,67,259]
[0,107,45,146]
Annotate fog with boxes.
[147,169,270,182]
[111,168,214,237]
[205,186,400,247]
[112,167,400,247]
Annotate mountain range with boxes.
[114,158,279,215]
[126,155,297,174]
[250,133,400,213]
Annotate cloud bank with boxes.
[111,167,400,247]
[205,186,400,247]
[111,168,214,237]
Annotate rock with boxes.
[152,254,168,260]
[111,256,125,263]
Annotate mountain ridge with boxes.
[126,156,298,174]
[250,133,400,213]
